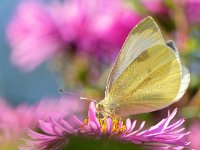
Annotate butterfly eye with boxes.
[96,103,104,112]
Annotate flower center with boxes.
[83,118,126,133]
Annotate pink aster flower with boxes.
[184,0,200,24]
[141,0,169,15]
[23,102,190,150]
[141,0,200,25]
[187,120,200,149]
[7,1,64,72]
[0,96,82,143]
[7,0,142,71]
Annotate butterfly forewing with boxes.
[105,17,165,96]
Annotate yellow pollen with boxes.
[81,117,126,133]
[80,118,89,129]
[84,118,89,124]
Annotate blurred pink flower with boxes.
[188,120,200,149]
[141,0,169,15]
[23,102,190,150]
[141,0,200,25]
[0,96,83,142]
[184,0,200,24]
[7,1,64,72]
[7,0,142,71]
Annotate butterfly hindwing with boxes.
[105,44,181,116]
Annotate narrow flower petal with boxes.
[88,102,101,132]
[27,129,57,141]
[106,118,113,133]
[38,120,57,136]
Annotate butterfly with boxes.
[95,16,190,117]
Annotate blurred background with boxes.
[0,0,200,149]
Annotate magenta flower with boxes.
[141,0,169,15]
[7,1,64,72]
[7,0,142,71]
[184,0,200,24]
[141,0,200,25]
[188,120,200,149]
[23,102,190,150]
[0,96,82,142]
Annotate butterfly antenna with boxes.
[80,97,97,103]
[59,89,98,103]
[46,89,70,118]
[59,89,78,97]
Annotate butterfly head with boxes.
[95,99,114,117]
[96,102,105,112]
